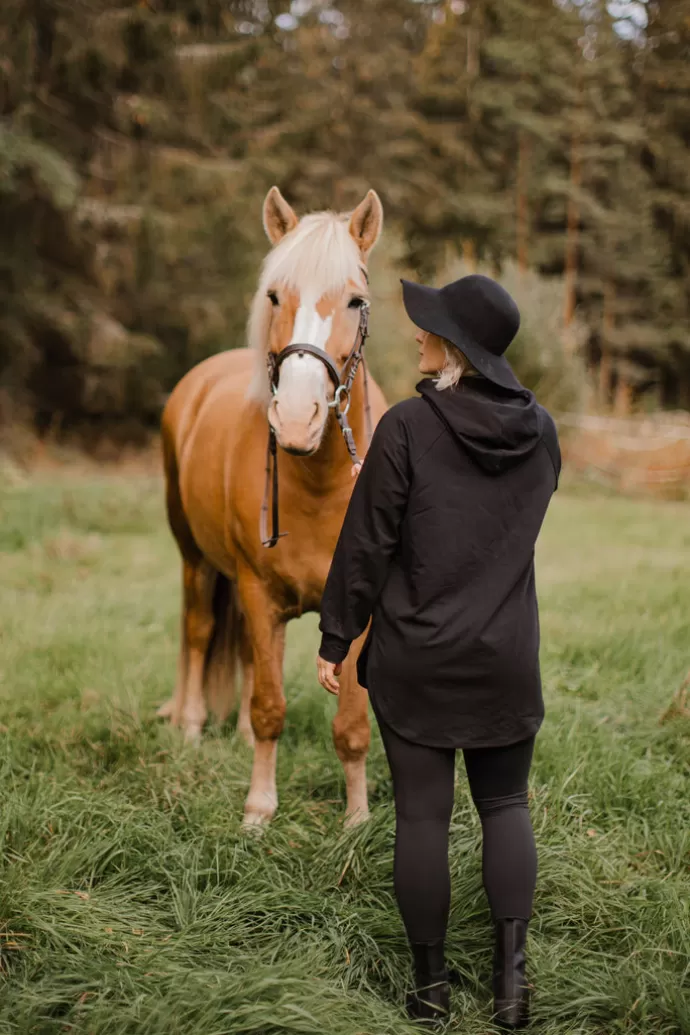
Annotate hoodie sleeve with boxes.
[318,408,411,664]
[539,407,561,490]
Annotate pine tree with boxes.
[237,0,428,218]
[558,4,666,411]
[633,0,690,407]
[2,0,690,429]
[408,0,510,275]
[403,0,587,279]
[0,0,261,433]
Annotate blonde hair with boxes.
[247,212,365,401]
[435,341,476,391]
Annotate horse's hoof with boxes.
[243,791,277,828]
[344,808,370,829]
[183,724,203,746]
[237,723,256,749]
[242,810,271,831]
[156,698,175,719]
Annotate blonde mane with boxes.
[247,212,365,400]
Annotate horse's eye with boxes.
[267,291,279,306]
[348,296,365,309]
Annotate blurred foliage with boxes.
[0,0,688,442]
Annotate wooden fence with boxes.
[558,412,690,499]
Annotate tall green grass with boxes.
[0,472,688,1034]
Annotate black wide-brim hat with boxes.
[401,274,524,393]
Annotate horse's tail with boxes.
[205,573,245,722]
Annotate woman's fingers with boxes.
[323,664,339,694]
[317,656,341,695]
[321,667,339,694]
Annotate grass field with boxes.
[0,469,688,1035]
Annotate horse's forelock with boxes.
[249,215,363,346]
[246,213,365,401]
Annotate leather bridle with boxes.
[260,301,373,548]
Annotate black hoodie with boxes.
[319,377,561,750]
[417,376,560,477]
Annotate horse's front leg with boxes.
[236,633,256,748]
[333,630,371,827]
[237,565,285,827]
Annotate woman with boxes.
[316,274,560,1030]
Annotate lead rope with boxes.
[363,356,373,443]
[333,302,372,476]
[259,425,286,549]
[346,357,373,477]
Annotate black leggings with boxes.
[375,712,537,944]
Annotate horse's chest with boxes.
[269,527,337,615]
[229,428,352,617]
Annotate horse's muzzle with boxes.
[267,403,325,457]
[281,443,318,457]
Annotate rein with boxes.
[260,302,373,548]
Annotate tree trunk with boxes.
[33,1,56,85]
[599,281,614,410]
[462,239,477,272]
[516,130,530,275]
[563,127,581,330]
[466,25,479,82]
[599,351,612,411]
[614,374,632,417]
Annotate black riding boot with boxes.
[493,918,530,1030]
[406,940,450,1029]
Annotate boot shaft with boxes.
[493,918,530,1030]
[411,939,447,983]
[407,939,450,1028]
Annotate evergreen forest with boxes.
[1,0,689,439]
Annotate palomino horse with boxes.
[157,187,388,827]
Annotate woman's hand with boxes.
[317,656,342,695]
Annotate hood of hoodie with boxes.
[417,376,545,475]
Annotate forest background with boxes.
[1,0,689,447]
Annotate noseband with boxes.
[260,302,373,548]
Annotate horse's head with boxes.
[248,187,383,456]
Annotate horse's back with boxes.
[163,348,254,457]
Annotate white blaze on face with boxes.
[275,294,334,417]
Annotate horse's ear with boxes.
[348,189,383,259]
[263,186,299,245]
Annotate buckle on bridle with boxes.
[330,384,351,416]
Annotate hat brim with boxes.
[401,279,524,393]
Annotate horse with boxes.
[157,187,388,827]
